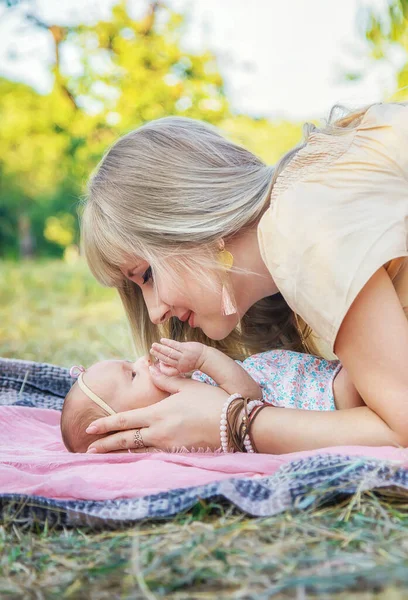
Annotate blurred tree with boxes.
[356,0,408,101]
[0,78,73,257]
[0,0,229,258]
[221,114,303,166]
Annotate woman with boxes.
[81,102,408,454]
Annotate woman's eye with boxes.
[142,266,153,285]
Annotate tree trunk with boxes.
[18,214,35,259]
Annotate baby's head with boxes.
[61,356,168,452]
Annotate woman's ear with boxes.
[217,238,225,252]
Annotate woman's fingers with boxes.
[110,448,157,454]
[87,427,151,454]
[85,406,152,435]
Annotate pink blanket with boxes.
[2,406,408,501]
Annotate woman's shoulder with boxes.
[256,101,408,351]
[361,101,408,129]
[269,101,408,204]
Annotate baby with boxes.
[61,339,365,452]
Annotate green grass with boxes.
[0,259,133,365]
[1,260,408,599]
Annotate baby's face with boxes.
[83,355,168,412]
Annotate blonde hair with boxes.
[81,105,375,359]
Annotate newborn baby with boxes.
[61,339,364,453]
[61,355,167,452]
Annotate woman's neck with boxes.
[227,225,278,314]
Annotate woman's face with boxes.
[121,258,241,340]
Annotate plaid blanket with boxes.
[1,357,408,528]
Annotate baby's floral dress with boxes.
[192,349,341,411]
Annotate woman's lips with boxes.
[188,312,195,327]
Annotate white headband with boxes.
[71,368,116,416]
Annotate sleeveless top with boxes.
[257,102,408,353]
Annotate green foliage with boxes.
[0,259,133,364]
[2,1,407,259]
[0,1,230,258]
[362,0,408,101]
[0,1,309,260]
[44,213,76,247]
[221,115,303,165]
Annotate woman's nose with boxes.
[145,295,172,325]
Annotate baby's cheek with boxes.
[135,378,168,407]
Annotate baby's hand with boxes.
[150,338,206,375]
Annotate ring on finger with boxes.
[133,428,146,449]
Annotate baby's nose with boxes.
[135,356,151,367]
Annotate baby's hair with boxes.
[81,103,386,360]
[61,383,106,453]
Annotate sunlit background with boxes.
[1,0,407,260]
[2,4,408,593]
[0,0,407,362]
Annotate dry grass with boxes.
[1,260,408,599]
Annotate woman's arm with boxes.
[333,266,408,447]
[84,364,401,455]
[252,267,408,454]
[250,405,400,454]
[84,373,402,455]
[251,266,408,454]
[333,367,366,409]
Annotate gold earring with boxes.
[218,249,234,270]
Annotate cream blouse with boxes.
[257,102,408,354]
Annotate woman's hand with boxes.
[85,366,229,454]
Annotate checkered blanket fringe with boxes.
[1,358,408,528]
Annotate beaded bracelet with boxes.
[245,404,270,453]
[221,395,267,453]
[241,400,264,453]
[220,393,243,453]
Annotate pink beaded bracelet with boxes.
[242,400,264,453]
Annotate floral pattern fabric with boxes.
[192,349,341,411]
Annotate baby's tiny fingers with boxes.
[159,362,179,376]
[150,348,178,366]
[160,338,183,351]
[153,342,180,357]
[152,343,181,362]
